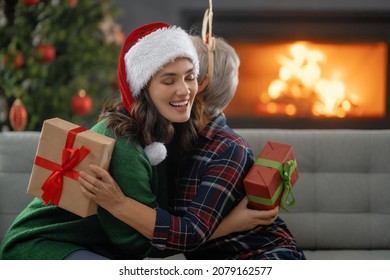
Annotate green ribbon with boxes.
[250,158,297,211]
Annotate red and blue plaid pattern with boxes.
[152,114,306,259]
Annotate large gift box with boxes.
[27,118,115,217]
[243,141,298,211]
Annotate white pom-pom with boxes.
[144,142,167,166]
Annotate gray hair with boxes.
[191,36,240,118]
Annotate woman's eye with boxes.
[186,74,195,81]
[162,79,174,85]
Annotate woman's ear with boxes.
[198,74,210,93]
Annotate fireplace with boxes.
[182,10,390,129]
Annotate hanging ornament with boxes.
[202,0,215,84]
[9,98,28,131]
[71,89,93,115]
[67,0,78,7]
[12,52,24,68]
[3,51,24,69]
[22,0,40,6]
[34,43,56,63]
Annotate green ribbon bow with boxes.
[252,158,297,211]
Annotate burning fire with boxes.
[261,42,360,117]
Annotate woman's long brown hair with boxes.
[98,88,202,154]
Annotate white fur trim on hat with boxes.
[124,26,199,99]
[144,142,167,166]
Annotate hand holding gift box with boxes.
[243,141,298,211]
[27,118,115,217]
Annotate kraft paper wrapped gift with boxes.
[243,141,298,211]
[27,117,115,217]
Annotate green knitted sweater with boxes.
[0,119,166,260]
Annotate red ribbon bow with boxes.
[34,126,90,205]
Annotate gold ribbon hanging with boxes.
[201,0,215,83]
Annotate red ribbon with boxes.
[34,126,90,205]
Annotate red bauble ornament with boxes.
[22,0,40,6]
[3,52,24,69]
[71,89,93,115]
[13,53,24,68]
[9,98,28,131]
[35,43,56,63]
[67,0,78,7]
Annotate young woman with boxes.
[76,32,285,253]
[0,22,201,260]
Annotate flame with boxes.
[265,42,359,117]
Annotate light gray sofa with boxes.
[1,129,390,260]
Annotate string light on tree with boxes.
[71,89,93,115]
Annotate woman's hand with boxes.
[211,197,279,239]
[78,164,127,213]
[78,164,156,239]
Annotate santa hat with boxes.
[117,22,199,166]
[118,22,199,113]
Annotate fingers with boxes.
[268,206,279,217]
[247,205,279,226]
[78,167,107,200]
[78,164,113,187]
[78,165,122,202]
[88,166,119,192]
[87,164,111,183]
[240,196,279,223]
[79,170,103,189]
[249,206,277,218]
[263,206,279,223]
[78,175,97,199]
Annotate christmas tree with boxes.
[0,0,123,131]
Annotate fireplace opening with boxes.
[225,41,387,120]
[182,10,390,129]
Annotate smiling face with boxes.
[148,57,198,123]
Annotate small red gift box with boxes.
[27,118,115,217]
[243,141,298,211]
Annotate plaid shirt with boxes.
[152,114,305,259]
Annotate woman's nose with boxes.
[176,80,191,96]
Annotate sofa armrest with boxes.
[0,132,40,241]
